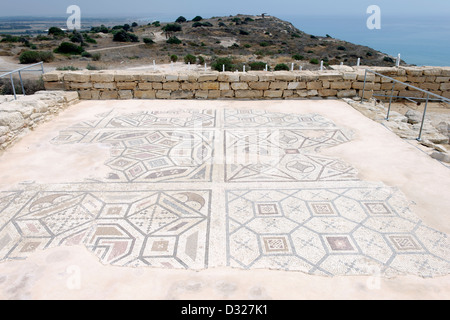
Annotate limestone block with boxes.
[407,76,426,83]
[44,82,65,91]
[117,82,137,90]
[118,90,133,99]
[181,82,199,90]
[337,89,357,98]
[306,81,322,90]
[155,90,171,99]
[274,72,296,81]
[70,82,93,89]
[231,82,249,90]
[398,90,425,98]
[269,82,288,90]
[91,73,115,82]
[322,81,330,89]
[318,72,342,81]
[319,89,338,97]
[200,82,220,90]
[198,73,218,82]
[218,73,240,82]
[287,82,306,90]
[306,90,318,96]
[240,74,259,82]
[258,73,276,82]
[436,77,450,83]
[0,126,8,136]
[165,74,179,81]
[100,91,118,100]
[171,90,194,99]
[296,90,308,98]
[235,90,262,98]
[220,90,235,98]
[64,73,90,82]
[220,82,230,90]
[403,67,423,76]
[249,82,270,90]
[420,83,441,91]
[78,90,92,99]
[163,82,180,90]
[343,73,357,81]
[283,90,294,98]
[297,71,319,82]
[43,72,63,82]
[91,90,100,100]
[0,112,24,130]
[331,82,352,90]
[134,90,156,99]
[440,83,450,91]
[115,73,138,82]
[195,90,209,99]
[264,90,283,98]
[152,83,163,90]
[356,73,375,82]
[423,68,442,76]
[208,90,221,99]
[352,82,374,90]
[64,92,79,102]
[139,74,165,82]
[94,83,116,90]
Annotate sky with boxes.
[1,0,450,18]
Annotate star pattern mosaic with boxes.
[0,108,448,277]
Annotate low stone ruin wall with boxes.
[0,91,79,151]
[43,66,450,101]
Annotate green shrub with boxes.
[192,16,203,22]
[197,55,205,65]
[83,33,97,44]
[36,35,51,41]
[176,16,187,23]
[239,29,249,35]
[0,77,44,95]
[184,54,196,64]
[309,58,319,65]
[170,54,178,62]
[310,35,318,39]
[274,63,289,71]
[91,25,109,33]
[229,43,239,49]
[56,66,80,71]
[113,30,139,42]
[307,50,314,54]
[19,50,54,64]
[218,22,226,27]
[81,51,92,58]
[162,23,182,33]
[192,22,203,28]
[151,21,161,27]
[292,54,304,60]
[366,51,373,56]
[132,22,138,27]
[248,61,267,71]
[243,44,251,48]
[143,38,154,44]
[92,53,101,61]
[326,34,332,38]
[48,27,65,37]
[383,56,394,63]
[291,33,300,38]
[69,31,83,43]
[259,42,269,47]
[1,35,21,43]
[86,64,99,70]
[211,57,234,71]
[54,42,84,54]
[244,17,254,22]
[166,36,182,44]
[337,46,346,51]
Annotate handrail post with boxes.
[386,82,396,120]
[417,93,429,141]
[9,73,17,100]
[18,70,25,96]
[361,69,367,103]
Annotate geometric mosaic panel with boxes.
[226,187,450,277]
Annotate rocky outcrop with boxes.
[0,91,79,151]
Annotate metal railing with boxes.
[0,62,45,100]
[361,69,450,141]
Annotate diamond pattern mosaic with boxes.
[0,108,448,277]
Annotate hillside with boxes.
[0,14,404,72]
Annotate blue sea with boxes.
[279,14,450,67]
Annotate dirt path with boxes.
[86,43,143,53]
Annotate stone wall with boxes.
[0,91,79,151]
[43,66,450,101]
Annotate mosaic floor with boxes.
[0,108,449,277]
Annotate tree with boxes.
[48,27,64,37]
[162,23,182,39]
[132,22,138,27]
[176,16,187,23]
[192,16,203,22]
